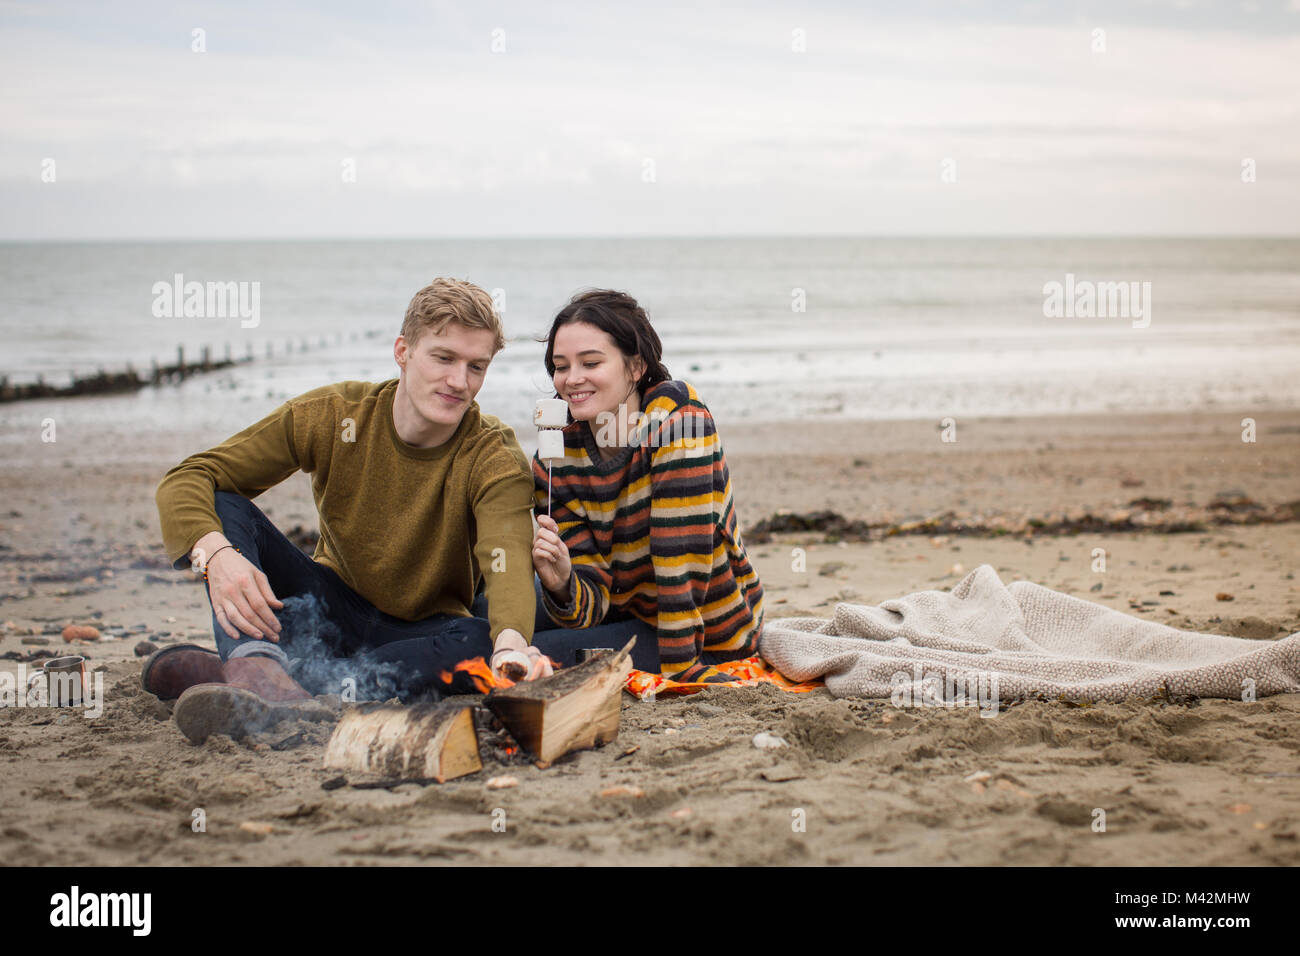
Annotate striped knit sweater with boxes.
[531,380,765,682]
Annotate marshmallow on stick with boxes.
[534,398,569,428]
[493,649,533,683]
[537,429,565,461]
[535,398,568,516]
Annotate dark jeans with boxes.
[207,491,493,701]
[473,578,662,673]
[474,577,739,674]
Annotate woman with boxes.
[523,289,765,683]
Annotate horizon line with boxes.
[3,232,1300,244]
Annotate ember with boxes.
[470,706,532,767]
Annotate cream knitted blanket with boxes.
[758,564,1300,706]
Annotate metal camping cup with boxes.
[26,655,87,707]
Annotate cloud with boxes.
[1,1,1297,236]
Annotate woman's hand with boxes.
[532,514,572,599]
[491,629,553,682]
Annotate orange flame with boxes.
[445,655,560,694]
[453,656,515,693]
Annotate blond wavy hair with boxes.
[401,278,504,353]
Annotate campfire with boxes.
[324,641,635,782]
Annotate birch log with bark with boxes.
[323,699,481,783]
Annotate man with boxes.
[148,278,551,743]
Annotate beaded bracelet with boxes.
[200,544,240,581]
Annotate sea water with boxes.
[1,237,1297,446]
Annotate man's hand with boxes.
[531,515,572,600]
[193,532,283,642]
[491,628,552,683]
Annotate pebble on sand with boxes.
[133,641,158,657]
[752,732,788,750]
[600,785,645,798]
[61,625,101,643]
[1216,593,1235,602]
[993,779,1033,798]
[486,775,519,790]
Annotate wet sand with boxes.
[1,400,1297,865]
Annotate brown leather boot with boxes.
[221,656,314,701]
[140,644,225,700]
[173,684,334,744]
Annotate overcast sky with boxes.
[2,0,1297,239]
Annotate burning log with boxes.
[322,699,480,783]
[485,638,635,766]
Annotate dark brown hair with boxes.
[541,289,671,399]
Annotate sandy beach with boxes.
[1,398,1298,866]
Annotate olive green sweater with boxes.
[155,379,537,641]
